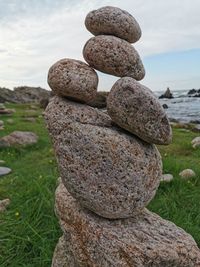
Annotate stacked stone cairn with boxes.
[45,6,200,267]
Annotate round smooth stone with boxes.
[0,167,11,177]
[45,96,162,219]
[83,35,145,80]
[85,6,141,43]
[48,59,98,103]
[107,77,172,145]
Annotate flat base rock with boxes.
[52,182,200,267]
[0,131,38,147]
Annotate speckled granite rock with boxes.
[83,35,145,80]
[107,77,172,145]
[48,58,98,103]
[52,182,200,267]
[85,6,141,43]
[45,96,162,219]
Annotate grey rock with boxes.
[159,87,174,99]
[192,136,200,148]
[83,35,145,80]
[52,182,200,267]
[0,160,6,164]
[107,77,172,145]
[179,169,196,179]
[85,6,141,43]
[45,96,162,219]
[0,167,11,176]
[48,58,98,103]
[0,120,4,127]
[6,119,14,124]
[0,131,38,147]
[161,173,173,182]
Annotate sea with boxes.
[155,90,200,124]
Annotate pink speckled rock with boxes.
[83,35,145,80]
[107,77,172,145]
[85,6,141,43]
[45,96,162,219]
[48,58,98,103]
[51,182,200,267]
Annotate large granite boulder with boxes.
[85,6,141,43]
[48,59,98,103]
[83,35,145,80]
[107,77,172,145]
[45,96,162,219]
[52,182,200,267]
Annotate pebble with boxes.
[83,35,145,80]
[85,6,141,43]
[48,58,98,103]
[107,77,172,145]
[179,169,196,179]
[0,198,10,212]
[191,136,200,148]
[0,167,12,177]
[161,174,173,182]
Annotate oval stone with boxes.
[48,59,98,103]
[107,77,172,145]
[83,35,145,80]
[45,96,162,219]
[85,6,141,43]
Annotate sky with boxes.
[0,0,200,92]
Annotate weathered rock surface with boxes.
[85,6,141,43]
[0,167,11,176]
[179,169,196,179]
[192,136,200,148]
[87,91,109,109]
[107,77,172,145]
[0,131,38,147]
[48,58,98,103]
[83,35,145,80]
[52,182,200,267]
[0,120,4,127]
[45,96,162,219]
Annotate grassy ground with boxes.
[0,103,199,266]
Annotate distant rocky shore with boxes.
[0,86,51,104]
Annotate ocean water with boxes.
[155,90,200,124]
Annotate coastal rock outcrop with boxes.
[85,6,141,43]
[159,87,173,99]
[107,77,172,145]
[83,35,145,80]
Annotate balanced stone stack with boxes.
[45,6,200,267]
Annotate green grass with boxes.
[0,103,200,266]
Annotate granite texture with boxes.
[45,96,162,219]
[107,77,172,145]
[83,35,145,80]
[48,58,98,103]
[85,6,141,43]
[52,182,200,267]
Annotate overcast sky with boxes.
[0,0,200,91]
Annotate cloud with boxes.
[0,0,200,90]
